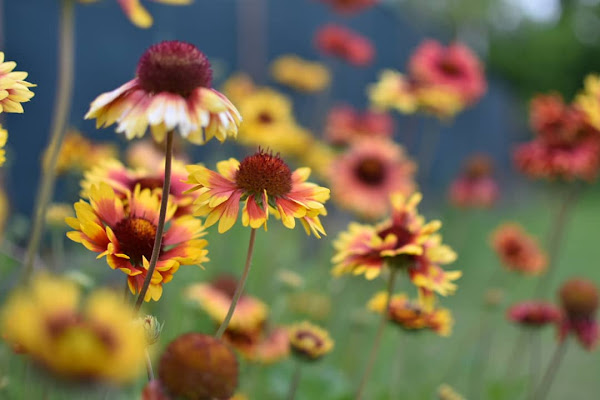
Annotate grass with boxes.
[1,184,599,399]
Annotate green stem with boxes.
[22,0,75,282]
[533,339,568,400]
[145,349,154,381]
[287,362,302,400]
[215,228,257,338]
[355,268,398,400]
[134,130,174,310]
[528,329,540,399]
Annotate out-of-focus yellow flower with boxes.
[0,186,7,240]
[368,292,453,336]
[288,321,334,361]
[415,85,465,119]
[46,130,118,174]
[271,55,331,92]
[576,74,600,131]
[287,291,332,321]
[230,394,249,400]
[0,124,7,166]
[45,203,74,229]
[437,383,465,400]
[1,274,146,383]
[277,269,305,289]
[79,0,191,29]
[221,72,256,107]
[0,52,35,114]
[368,70,418,114]
[297,138,336,180]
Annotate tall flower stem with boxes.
[22,0,75,282]
[534,184,581,297]
[215,228,257,338]
[528,330,541,399]
[355,268,398,400]
[145,349,155,381]
[287,362,302,400]
[533,340,568,400]
[134,130,174,310]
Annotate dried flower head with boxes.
[186,150,330,236]
[1,274,146,383]
[85,41,241,144]
[288,321,334,361]
[159,333,238,400]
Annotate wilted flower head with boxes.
[79,0,191,29]
[0,52,35,113]
[271,55,331,92]
[507,301,561,328]
[558,278,599,350]
[314,24,374,67]
[67,183,209,301]
[186,276,268,333]
[449,153,499,208]
[185,149,330,236]
[85,41,241,144]
[317,0,378,15]
[159,333,238,400]
[491,223,547,275]
[329,138,416,220]
[325,105,394,146]
[1,274,146,383]
[288,321,334,361]
[368,292,453,336]
[408,39,486,105]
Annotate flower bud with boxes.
[139,315,163,345]
[560,278,599,319]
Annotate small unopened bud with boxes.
[139,315,163,345]
[560,278,599,319]
[437,383,465,400]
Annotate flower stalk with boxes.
[215,228,257,338]
[355,268,398,400]
[134,130,174,310]
[533,339,568,400]
[287,362,302,400]
[22,0,75,282]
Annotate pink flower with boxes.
[314,24,374,67]
[408,39,486,105]
[507,301,561,328]
[325,105,394,146]
[449,154,499,208]
[558,278,599,350]
[317,0,378,15]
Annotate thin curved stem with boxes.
[528,330,541,399]
[534,184,582,297]
[215,228,257,338]
[145,349,154,381]
[533,340,568,400]
[287,362,302,400]
[22,0,75,282]
[134,130,174,310]
[355,268,398,400]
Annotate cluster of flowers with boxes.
[369,39,487,119]
[515,84,600,181]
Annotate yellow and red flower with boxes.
[368,70,418,114]
[0,124,7,166]
[85,41,241,144]
[367,292,453,336]
[1,274,146,383]
[288,321,334,361]
[0,52,35,114]
[185,150,330,236]
[491,223,547,275]
[67,183,208,301]
[325,105,394,146]
[82,158,197,216]
[558,278,599,350]
[329,138,416,220]
[186,276,268,333]
[314,24,374,67]
[408,39,486,105]
[79,0,191,29]
[47,130,118,175]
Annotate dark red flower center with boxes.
[46,313,117,351]
[137,41,212,97]
[503,239,524,258]
[257,111,274,124]
[355,157,386,186]
[377,225,413,248]
[438,56,463,77]
[295,330,324,349]
[133,177,165,192]
[212,276,239,299]
[113,217,157,266]
[235,150,293,197]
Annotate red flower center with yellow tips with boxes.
[137,41,213,97]
[132,177,165,192]
[439,58,463,77]
[235,151,293,197]
[112,218,157,266]
[355,157,386,185]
